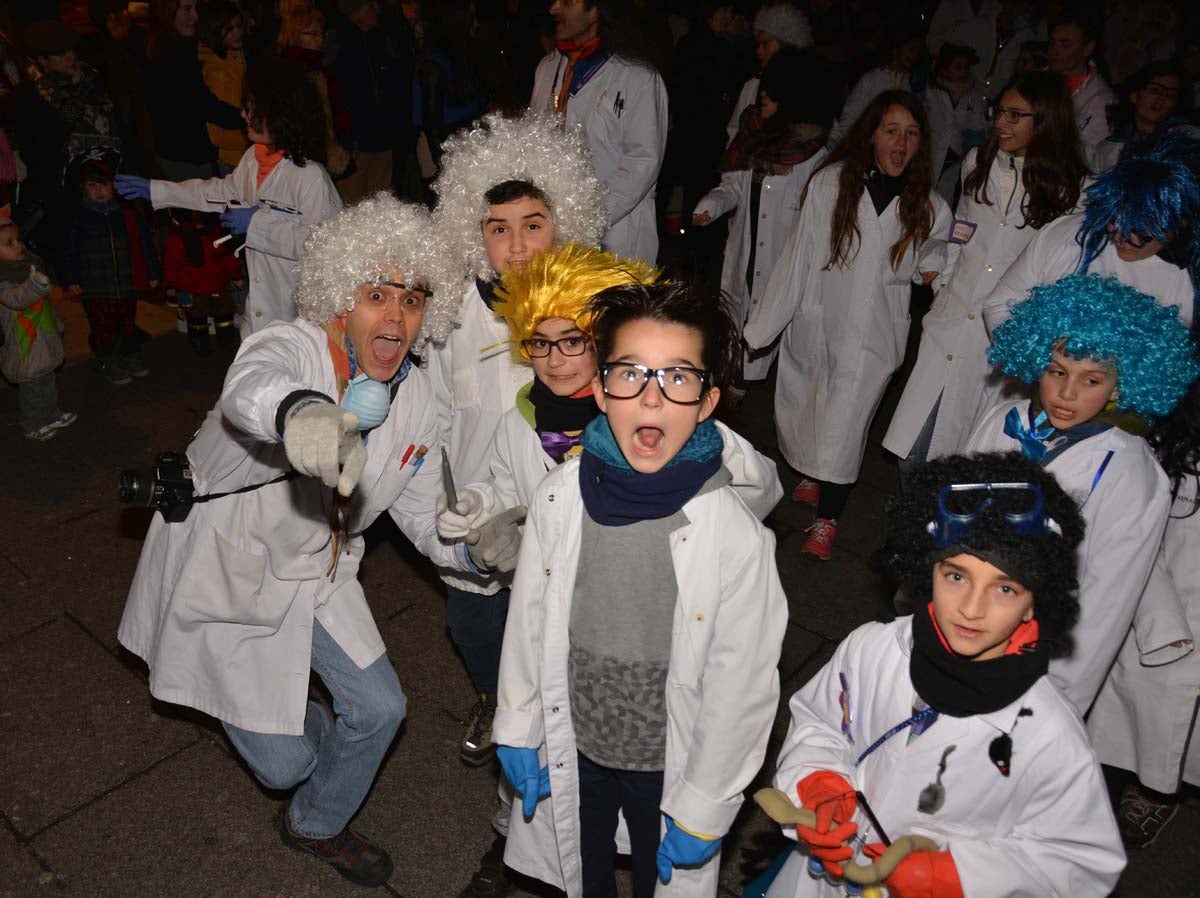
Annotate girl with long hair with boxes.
[691,46,831,394]
[886,71,1088,468]
[744,91,951,560]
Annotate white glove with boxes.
[436,485,489,539]
[466,505,527,573]
[283,402,366,497]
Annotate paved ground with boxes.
[1,308,1197,898]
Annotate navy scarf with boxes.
[579,415,722,526]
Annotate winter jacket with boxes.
[198,43,249,168]
[163,222,243,294]
[0,265,63,384]
[63,200,161,300]
[147,36,243,165]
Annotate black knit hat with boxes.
[882,452,1086,646]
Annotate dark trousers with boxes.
[577,751,665,898]
[445,585,510,694]
[82,296,137,357]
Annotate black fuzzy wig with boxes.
[882,452,1086,651]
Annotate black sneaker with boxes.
[461,692,497,766]
[457,835,511,898]
[99,359,132,385]
[278,810,394,887]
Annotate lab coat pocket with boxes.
[452,366,480,411]
[176,528,284,628]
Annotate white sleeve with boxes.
[982,224,1075,336]
[716,420,782,520]
[692,170,741,222]
[245,166,343,262]
[219,328,328,442]
[828,71,880,147]
[914,194,954,286]
[150,169,242,213]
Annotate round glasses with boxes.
[521,336,591,358]
[599,362,710,405]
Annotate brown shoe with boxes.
[279,809,394,886]
[458,836,511,898]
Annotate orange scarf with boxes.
[326,320,350,398]
[554,36,602,115]
[255,143,285,189]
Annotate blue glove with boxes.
[656,816,722,884]
[220,205,258,235]
[496,745,551,818]
[114,174,150,201]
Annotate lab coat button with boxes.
[695,613,704,622]
[946,354,954,361]
[985,265,993,272]
[544,568,551,576]
[552,706,559,713]
[255,310,262,318]
[968,313,976,320]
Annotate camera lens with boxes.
[118,469,154,506]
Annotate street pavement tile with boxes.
[770,643,837,749]
[32,739,368,898]
[1117,802,1200,898]
[376,588,476,713]
[354,701,507,898]
[778,623,832,685]
[361,517,447,628]
[0,617,199,836]
[775,528,893,644]
[0,825,55,898]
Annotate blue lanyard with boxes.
[855,706,938,766]
[1079,450,1114,510]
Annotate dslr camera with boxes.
[118,451,196,523]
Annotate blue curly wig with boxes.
[1077,131,1200,304]
[989,273,1200,419]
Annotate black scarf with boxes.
[529,375,599,433]
[909,603,1048,718]
[865,168,907,216]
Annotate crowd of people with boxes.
[3,1,1200,897]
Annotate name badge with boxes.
[949,219,977,244]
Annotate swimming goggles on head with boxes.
[925,482,1060,548]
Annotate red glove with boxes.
[795,771,858,877]
[862,845,963,898]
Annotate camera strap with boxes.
[187,471,300,507]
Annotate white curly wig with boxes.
[431,111,608,282]
[754,3,813,49]
[295,192,460,345]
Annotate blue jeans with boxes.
[223,619,406,839]
[577,752,665,898]
[445,585,510,694]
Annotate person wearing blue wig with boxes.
[966,272,1200,717]
[982,130,1200,342]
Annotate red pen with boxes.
[400,444,416,467]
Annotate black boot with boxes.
[457,835,511,898]
[187,315,211,354]
[214,315,239,352]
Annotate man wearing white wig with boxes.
[725,3,813,145]
[427,109,606,898]
[119,194,478,888]
[530,0,668,265]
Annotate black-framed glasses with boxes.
[925,482,1060,548]
[1143,81,1181,100]
[599,362,711,404]
[988,103,1035,125]
[521,336,591,358]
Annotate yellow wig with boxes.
[493,243,661,361]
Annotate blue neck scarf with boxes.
[1003,406,1055,462]
[579,415,723,526]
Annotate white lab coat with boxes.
[692,149,826,380]
[468,398,783,523]
[149,147,342,335]
[494,459,789,897]
[118,319,467,735]
[827,68,912,147]
[964,399,1170,715]
[1071,69,1117,157]
[885,148,1060,460]
[1088,475,1200,793]
[924,83,988,203]
[530,51,668,265]
[926,0,1045,95]
[765,616,1125,898]
[743,164,952,483]
[422,280,534,594]
[981,213,1196,334]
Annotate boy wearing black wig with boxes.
[762,452,1125,898]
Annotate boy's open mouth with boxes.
[633,426,665,454]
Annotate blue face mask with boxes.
[341,373,393,431]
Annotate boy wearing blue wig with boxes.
[983,130,1200,337]
[966,273,1200,715]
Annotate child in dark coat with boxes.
[63,159,160,384]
